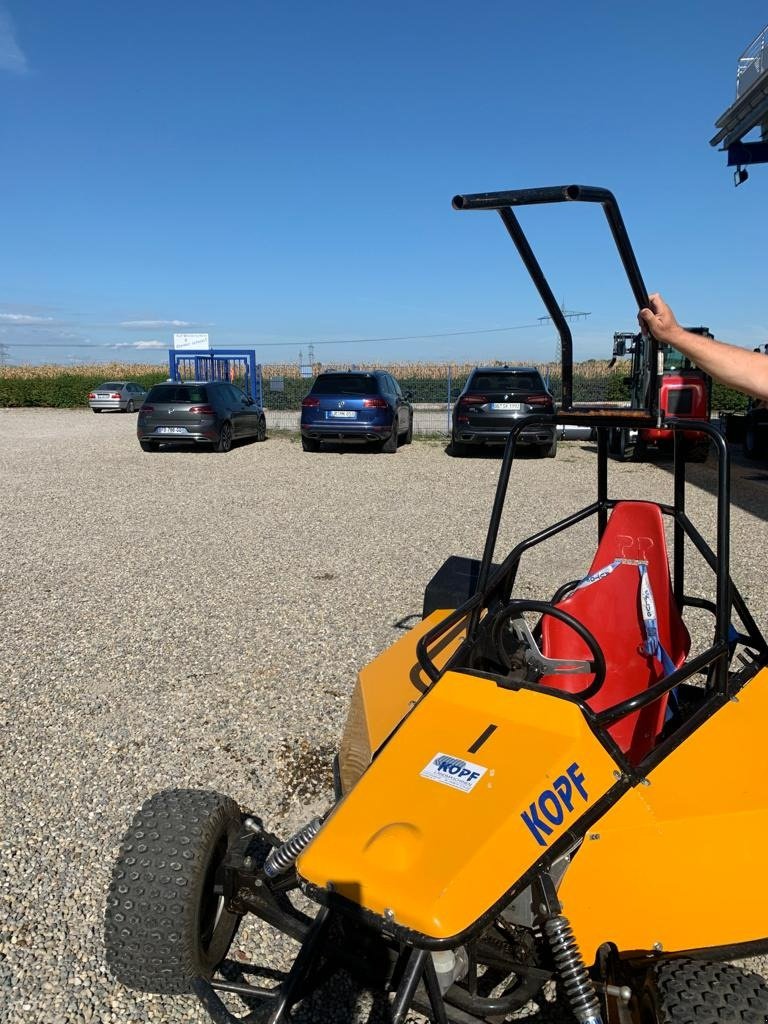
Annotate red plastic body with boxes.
[640,370,710,445]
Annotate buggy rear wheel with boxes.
[104,789,242,994]
[641,958,768,1024]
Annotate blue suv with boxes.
[300,371,413,453]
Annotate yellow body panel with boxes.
[299,670,619,940]
[560,666,768,957]
[338,609,466,792]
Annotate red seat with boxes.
[539,502,690,762]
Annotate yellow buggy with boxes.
[105,186,768,1024]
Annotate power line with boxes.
[4,320,550,350]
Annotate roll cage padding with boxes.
[540,501,690,761]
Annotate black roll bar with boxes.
[452,185,657,416]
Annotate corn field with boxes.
[0,359,747,432]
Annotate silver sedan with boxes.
[88,381,148,413]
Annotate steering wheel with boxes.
[489,599,606,700]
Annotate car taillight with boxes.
[362,397,388,408]
[87,393,96,400]
[526,395,553,407]
[460,394,487,405]
[189,405,214,414]
[111,393,122,399]
[302,397,320,408]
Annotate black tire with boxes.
[104,789,242,995]
[641,958,768,1024]
[139,440,157,452]
[631,436,649,462]
[215,421,233,453]
[256,415,267,442]
[92,408,102,414]
[450,433,467,457]
[403,414,413,445]
[126,400,135,414]
[538,434,558,458]
[685,440,709,463]
[381,421,398,454]
[301,436,320,452]
[744,425,765,460]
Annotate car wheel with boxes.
[139,440,157,452]
[403,414,413,445]
[381,421,398,453]
[539,435,557,458]
[640,958,768,1024]
[126,400,135,413]
[744,425,766,460]
[450,432,467,457]
[215,422,233,453]
[301,436,320,452]
[104,788,242,995]
[92,408,102,414]
[256,415,267,442]
[684,440,709,463]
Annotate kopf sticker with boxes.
[420,752,488,793]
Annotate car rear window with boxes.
[469,372,545,392]
[311,374,379,396]
[146,384,209,403]
[98,382,123,389]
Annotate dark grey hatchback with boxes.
[137,381,267,453]
[451,366,557,457]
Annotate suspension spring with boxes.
[263,817,323,877]
[543,914,602,1024]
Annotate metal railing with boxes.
[737,24,768,98]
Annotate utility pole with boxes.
[537,300,590,362]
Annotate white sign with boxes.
[420,753,488,793]
[173,333,210,350]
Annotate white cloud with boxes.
[111,340,164,350]
[0,8,28,74]
[119,319,194,329]
[0,312,54,324]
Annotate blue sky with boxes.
[2,1,767,367]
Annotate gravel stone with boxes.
[1,408,767,1023]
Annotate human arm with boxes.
[638,293,768,402]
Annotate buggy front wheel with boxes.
[641,958,768,1024]
[104,788,242,994]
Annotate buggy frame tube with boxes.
[453,184,658,419]
[417,415,766,756]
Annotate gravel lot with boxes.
[2,408,768,1024]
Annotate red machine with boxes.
[609,328,712,462]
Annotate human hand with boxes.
[638,293,682,344]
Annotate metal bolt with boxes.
[589,833,600,840]
[243,817,262,834]
[613,770,623,780]
[653,941,663,952]
[639,777,651,787]
[384,908,395,922]
[243,856,253,870]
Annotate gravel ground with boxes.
[1,408,768,1024]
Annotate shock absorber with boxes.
[263,817,323,878]
[543,914,602,1024]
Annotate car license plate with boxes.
[96,394,111,399]
[491,402,522,411]
[157,426,188,434]
[329,410,356,419]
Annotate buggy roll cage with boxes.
[417,185,768,778]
